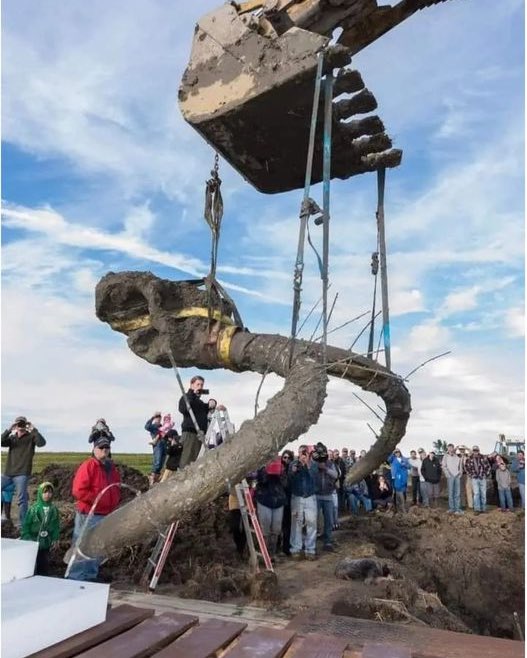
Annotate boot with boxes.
[148,473,156,487]
[2,502,11,522]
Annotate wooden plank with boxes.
[362,643,411,658]
[111,590,289,629]
[26,605,155,658]
[223,627,296,657]
[155,618,247,658]
[288,632,349,658]
[76,612,198,658]
[286,612,524,658]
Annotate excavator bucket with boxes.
[179,1,449,194]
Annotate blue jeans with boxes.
[471,478,487,512]
[332,492,339,526]
[447,476,461,512]
[519,484,525,509]
[348,492,372,514]
[290,495,317,555]
[256,503,283,555]
[498,488,514,510]
[1,474,29,526]
[66,512,105,581]
[152,440,166,475]
[317,498,334,546]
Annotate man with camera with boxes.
[289,445,318,560]
[178,375,225,468]
[89,418,115,445]
[1,416,46,527]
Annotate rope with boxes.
[204,153,223,282]
[202,153,245,332]
[204,152,226,330]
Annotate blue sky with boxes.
[2,0,524,455]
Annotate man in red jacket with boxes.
[66,436,121,582]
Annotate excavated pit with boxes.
[5,464,523,640]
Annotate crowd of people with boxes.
[1,382,525,576]
[228,442,526,561]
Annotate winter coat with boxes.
[442,453,462,478]
[464,455,491,480]
[371,476,392,500]
[21,482,60,550]
[1,428,46,476]
[495,466,512,490]
[144,417,162,439]
[388,454,410,492]
[179,390,209,433]
[511,458,525,485]
[255,469,287,509]
[289,461,317,498]
[165,438,183,471]
[88,423,115,444]
[333,457,347,489]
[421,457,442,484]
[72,457,121,515]
[314,462,338,498]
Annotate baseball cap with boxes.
[418,448,425,453]
[472,445,480,451]
[94,437,111,449]
[14,416,27,424]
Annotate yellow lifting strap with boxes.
[109,306,234,334]
[109,306,241,370]
[217,324,239,370]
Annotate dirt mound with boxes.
[37,463,78,500]
[331,508,525,638]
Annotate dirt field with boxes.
[4,463,524,640]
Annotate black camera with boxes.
[200,389,210,396]
[311,442,329,462]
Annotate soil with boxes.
[5,464,524,640]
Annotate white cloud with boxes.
[439,286,481,318]
[1,202,282,302]
[504,307,525,338]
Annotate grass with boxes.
[1,451,153,475]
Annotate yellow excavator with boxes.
[178,0,451,193]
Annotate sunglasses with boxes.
[282,455,291,460]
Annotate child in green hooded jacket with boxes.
[21,481,60,576]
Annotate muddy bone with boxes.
[179,0,451,193]
[80,271,412,559]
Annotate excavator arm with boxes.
[178,0,452,193]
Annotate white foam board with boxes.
[1,539,38,584]
[2,575,109,658]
